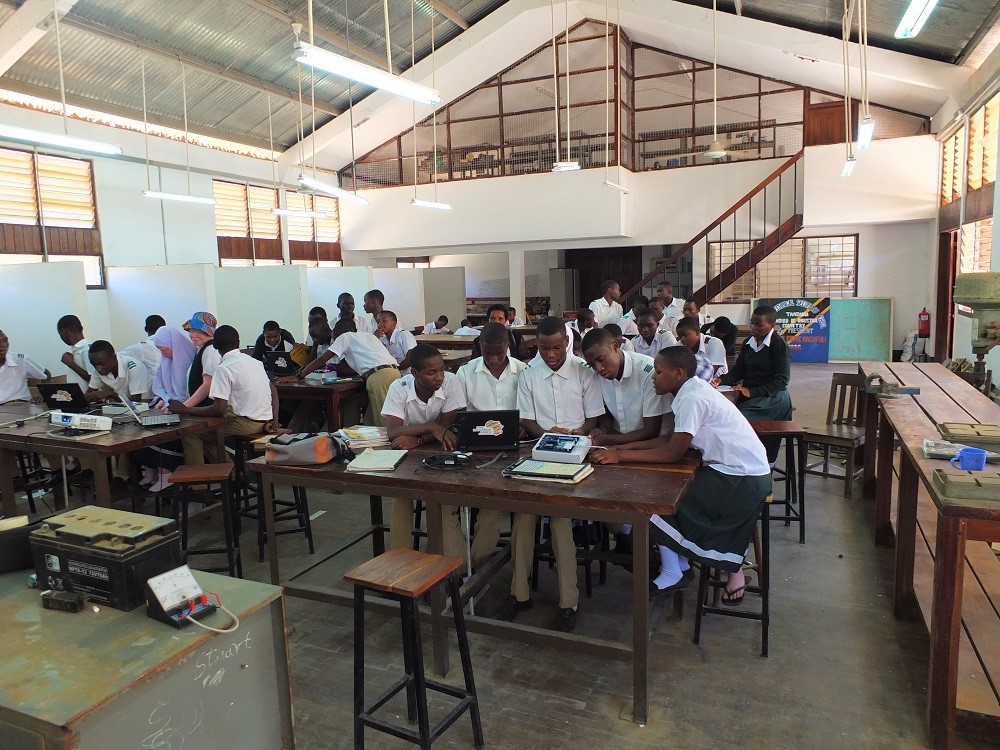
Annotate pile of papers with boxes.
[335,425,390,450]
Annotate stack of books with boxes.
[336,425,390,450]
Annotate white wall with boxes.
[422,268,467,330]
[306,265,375,323]
[214,265,310,345]
[0,262,90,374]
[429,249,561,298]
[803,137,939,226]
[105,264,217,348]
[372,268,426,330]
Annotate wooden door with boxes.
[805,100,860,147]
[935,230,958,360]
[564,247,642,310]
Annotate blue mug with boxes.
[951,447,988,471]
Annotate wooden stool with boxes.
[751,420,806,543]
[693,494,772,656]
[170,463,242,578]
[344,549,484,750]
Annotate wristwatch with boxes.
[416,436,424,445]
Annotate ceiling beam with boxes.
[427,0,470,31]
[0,0,341,116]
[0,0,78,77]
[956,2,1000,67]
[233,0,401,73]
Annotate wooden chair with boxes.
[801,373,866,498]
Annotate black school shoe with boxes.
[494,595,533,621]
[552,607,577,632]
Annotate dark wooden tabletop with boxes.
[248,446,699,517]
[859,361,1000,521]
[0,414,227,454]
[275,379,365,397]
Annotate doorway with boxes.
[564,247,642,309]
[935,229,958,360]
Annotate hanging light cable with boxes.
[705,0,727,160]
[841,0,857,176]
[856,0,875,149]
[414,6,451,209]
[603,0,626,192]
[553,0,579,172]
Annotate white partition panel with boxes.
[422,268,466,330]
[306,266,375,322]
[373,268,426,331]
[105,264,216,350]
[86,290,113,344]
[0,261,89,373]
[214,265,310,345]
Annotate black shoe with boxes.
[649,574,690,598]
[495,595,532,622]
[552,607,577,632]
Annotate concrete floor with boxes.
[224,363,994,749]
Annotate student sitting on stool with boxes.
[632,310,677,358]
[675,316,728,379]
[251,320,295,360]
[170,325,279,466]
[376,311,418,370]
[591,346,771,606]
[382,344,467,557]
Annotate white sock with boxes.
[620,523,632,534]
[140,467,155,485]
[652,545,682,589]
[678,556,690,572]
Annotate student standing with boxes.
[121,314,165,382]
[588,280,624,327]
[363,290,387,333]
[591,346,770,604]
[675,317,728,377]
[296,319,400,426]
[86,340,152,402]
[382,344,467,557]
[0,330,49,403]
[501,317,605,632]
[338,292,373,335]
[56,314,96,389]
[422,316,451,334]
[717,304,792,462]
[377,311,418,369]
[171,325,279,466]
[457,322,528,568]
[251,320,295,360]
[632,310,678,358]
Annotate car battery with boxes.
[30,506,181,611]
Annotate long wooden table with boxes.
[248,447,699,725]
[859,362,1000,748]
[275,378,365,432]
[0,403,226,516]
[413,334,478,350]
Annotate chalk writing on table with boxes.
[141,698,204,750]
[193,630,252,689]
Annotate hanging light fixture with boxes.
[704,0,727,160]
[4,2,122,156]
[840,0,856,177]
[142,61,216,205]
[894,0,938,39]
[411,2,452,210]
[602,0,626,192]
[855,0,875,150]
[552,0,579,172]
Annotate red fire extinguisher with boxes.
[918,307,931,339]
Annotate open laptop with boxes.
[37,382,91,414]
[453,409,520,451]
[263,351,298,377]
[120,396,181,428]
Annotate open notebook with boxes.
[346,448,408,472]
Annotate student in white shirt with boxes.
[501,317,606,633]
[656,281,685,323]
[591,346,771,606]
[377,310,418,368]
[422,316,451,335]
[454,320,481,336]
[171,325,279,467]
[569,308,597,338]
[337,292,373,335]
[0,330,49,404]
[588,279,624,327]
[120,314,165,382]
[647,298,674,334]
[457,323,528,568]
[382,344,467,557]
[56,314,96,389]
[506,308,525,327]
[603,323,634,352]
[632,310,678,358]
[86,340,152,402]
[618,295,646,337]
[362,290,386,334]
[295,319,400,426]
[680,299,712,333]
[675,317,728,377]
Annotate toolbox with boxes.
[30,506,181,611]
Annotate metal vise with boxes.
[863,374,920,398]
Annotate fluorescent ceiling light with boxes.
[0,124,122,155]
[841,157,857,178]
[271,207,331,218]
[894,0,938,39]
[857,115,875,150]
[298,174,371,207]
[294,41,441,106]
[552,161,581,172]
[142,190,216,205]
[603,181,629,194]
[410,198,452,211]
[705,140,728,159]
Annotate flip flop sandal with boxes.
[721,585,746,607]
